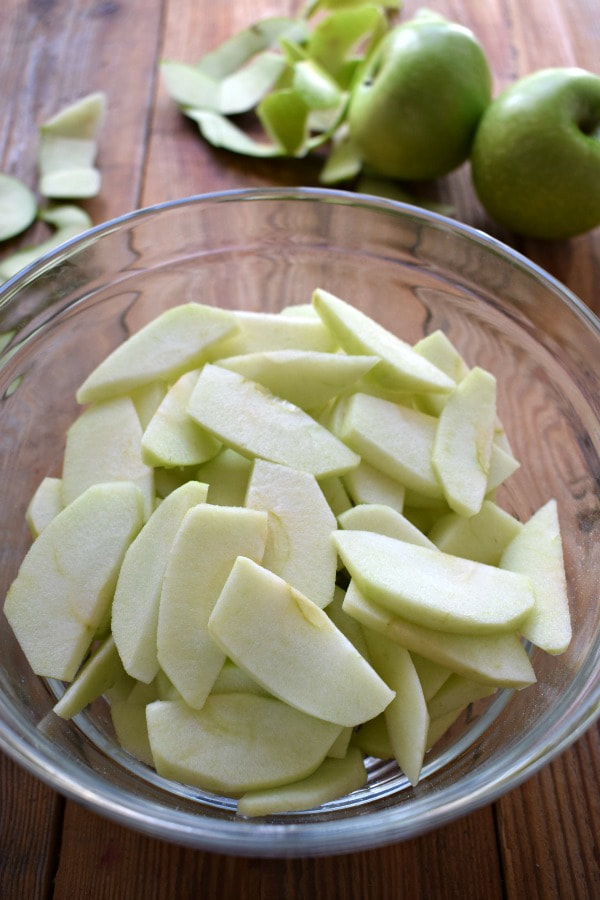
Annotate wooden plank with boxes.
[53,802,502,900]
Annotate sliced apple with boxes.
[196,447,252,506]
[312,288,454,394]
[237,746,367,817]
[428,500,523,565]
[432,366,497,517]
[410,653,452,702]
[338,503,435,549]
[334,530,535,635]
[53,635,124,719]
[76,303,238,404]
[187,364,360,478]
[245,459,337,608]
[206,309,336,359]
[427,672,498,721]
[157,504,268,708]
[141,369,222,468]
[25,476,63,537]
[61,395,155,521]
[342,580,536,689]
[146,694,342,794]
[208,556,395,727]
[342,459,406,513]
[500,499,571,654]
[4,482,143,681]
[111,480,209,683]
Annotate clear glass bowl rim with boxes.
[0,186,598,857]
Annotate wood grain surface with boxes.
[1,1,599,898]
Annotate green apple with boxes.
[347,13,492,180]
[342,459,406,513]
[208,556,395,727]
[53,635,124,720]
[4,482,143,681]
[187,364,360,478]
[471,67,600,238]
[342,579,536,689]
[110,678,159,766]
[25,476,63,538]
[76,303,238,404]
[196,447,252,506]
[237,746,367,818]
[111,480,209,683]
[427,672,497,721]
[410,653,451,702]
[244,459,338,609]
[146,693,343,794]
[428,500,522,566]
[157,504,268,708]
[338,503,436,549]
[334,530,534,635]
[205,309,335,360]
[500,499,571,654]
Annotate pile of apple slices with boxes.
[3,289,571,817]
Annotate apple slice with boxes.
[210,659,270,697]
[342,459,406,513]
[4,482,143,681]
[206,309,336,359]
[342,580,536,689]
[217,349,378,410]
[334,392,443,498]
[487,441,521,493]
[432,366,497,517]
[141,369,222,468]
[334,530,535,635]
[244,459,337,608]
[427,672,497,721]
[338,503,436,549]
[362,627,429,785]
[312,288,455,393]
[25,476,63,537]
[53,635,124,719]
[318,475,353,517]
[61,395,155,521]
[129,381,168,429]
[208,556,395,727]
[157,504,268,708]
[411,653,452,702]
[76,303,238,404]
[111,480,209,683]
[428,500,523,565]
[146,694,343,794]
[196,447,252,506]
[500,499,571,654]
[413,329,470,417]
[237,746,367,817]
[110,679,159,766]
[187,364,360,478]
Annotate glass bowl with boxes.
[0,188,598,857]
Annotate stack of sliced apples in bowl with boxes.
[3,284,571,819]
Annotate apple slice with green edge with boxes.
[4,482,143,681]
[110,679,158,766]
[427,672,498,721]
[25,476,63,537]
[146,694,343,794]
[411,653,451,702]
[325,585,370,660]
[352,713,393,760]
[157,505,268,709]
[334,529,534,635]
[244,459,337,609]
[342,459,406,513]
[312,288,455,394]
[153,466,197,500]
[334,392,444,499]
[208,556,394,727]
[38,92,106,199]
[500,499,571,654]
[413,329,470,416]
[428,500,522,565]
[210,659,270,697]
[196,447,252,506]
[217,349,378,411]
[362,627,429,786]
[237,746,367,817]
[141,369,222,468]
[206,309,335,360]
[0,204,92,283]
[426,706,468,751]
[76,303,238,405]
[342,580,536,689]
[0,173,37,241]
[187,364,360,479]
[432,366,497,518]
[338,503,436,549]
[61,395,155,521]
[53,635,124,720]
[129,382,168,430]
[111,480,209,684]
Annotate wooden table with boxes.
[1,1,598,897]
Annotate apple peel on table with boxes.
[2,289,571,815]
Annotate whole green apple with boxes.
[471,67,600,238]
[347,14,492,180]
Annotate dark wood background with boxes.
[1,1,599,897]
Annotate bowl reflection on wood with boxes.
[0,188,598,856]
